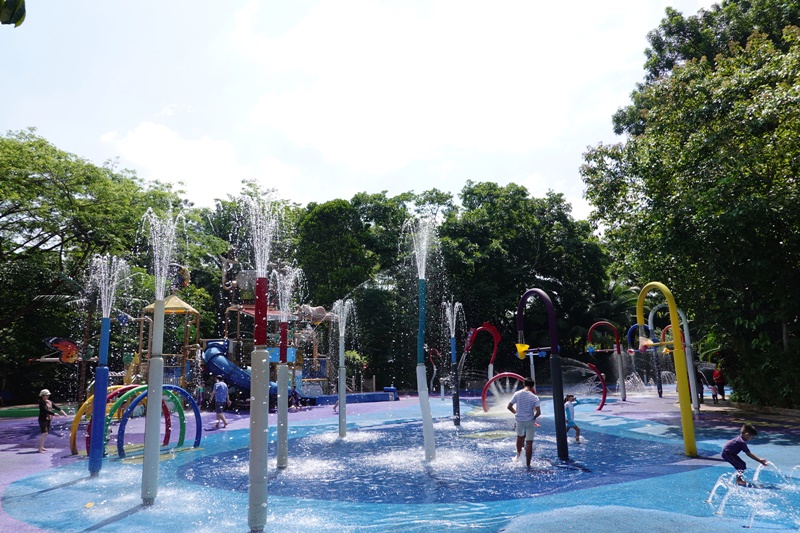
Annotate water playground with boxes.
[3,210,800,531]
[3,390,800,532]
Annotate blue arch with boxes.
[627,324,651,349]
[117,385,202,458]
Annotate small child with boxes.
[564,394,581,443]
[709,383,718,404]
[722,423,768,486]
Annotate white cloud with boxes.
[97,0,718,216]
[156,103,194,118]
[235,0,713,179]
[101,122,303,207]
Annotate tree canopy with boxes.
[615,0,800,135]
[583,26,800,406]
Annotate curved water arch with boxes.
[587,320,626,402]
[453,322,501,425]
[99,385,173,454]
[86,385,172,454]
[636,282,696,457]
[116,385,201,458]
[70,385,136,455]
[653,303,699,414]
[516,288,568,461]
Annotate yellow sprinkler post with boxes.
[515,344,529,360]
[636,282,697,457]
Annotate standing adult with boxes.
[38,389,67,453]
[507,378,541,468]
[213,375,230,428]
[713,364,726,401]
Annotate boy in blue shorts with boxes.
[722,423,768,485]
[564,394,581,443]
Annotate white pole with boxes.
[529,353,536,388]
[615,349,627,401]
[141,299,164,506]
[248,347,269,532]
[277,363,289,468]
[338,332,346,438]
[416,363,436,461]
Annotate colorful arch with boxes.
[481,372,526,412]
[69,385,148,455]
[116,385,201,458]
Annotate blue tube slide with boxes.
[203,341,278,395]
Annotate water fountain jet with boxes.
[271,265,303,469]
[87,254,129,477]
[405,217,437,461]
[332,298,355,438]
[243,196,279,533]
[140,209,182,506]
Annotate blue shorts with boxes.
[722,451,746,472]
[566,421,578,428]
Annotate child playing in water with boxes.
[722,423,768,486]
[564,394,580,443]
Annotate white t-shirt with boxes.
[509,389,541,422]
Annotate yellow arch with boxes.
[69,385,129,456]
[636,282,697,457]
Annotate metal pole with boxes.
[338,319,347,438]
[277,321,289,468]
[88,317,111,476]
[416,279,436,460]
[516,289,568,461]
[248,275,269,532]
[142,299,165,505]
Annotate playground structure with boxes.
[137,294,201,391]
[14,252,792,524]
[213,270,334,403]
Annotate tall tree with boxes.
[0,129,179,329]
[583,29,800,407]
[0,129,182,401]
[350,191,411,273]
[295,200,377,307]
[440,181,608,375]
[616,0,800,135]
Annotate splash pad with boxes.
[3,390,800,532]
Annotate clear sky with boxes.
[1,1,716,220]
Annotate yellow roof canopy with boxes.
[143,294,199,315]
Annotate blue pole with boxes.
[450,336,457,365]
[89,317,111,476]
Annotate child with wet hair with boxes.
[722,423,768,486]
[564,394,581,443]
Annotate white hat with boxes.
[39,389,51,397]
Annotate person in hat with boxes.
[38,389,67,453]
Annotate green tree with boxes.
[616,0,800,135]
[0,129,184,401]
[439,181,608,376]
[583,29,800,407]
[295,200,377,307]
[0,0,25,26]
[350,191,411,273]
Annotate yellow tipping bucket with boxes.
[515,344,529,360]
